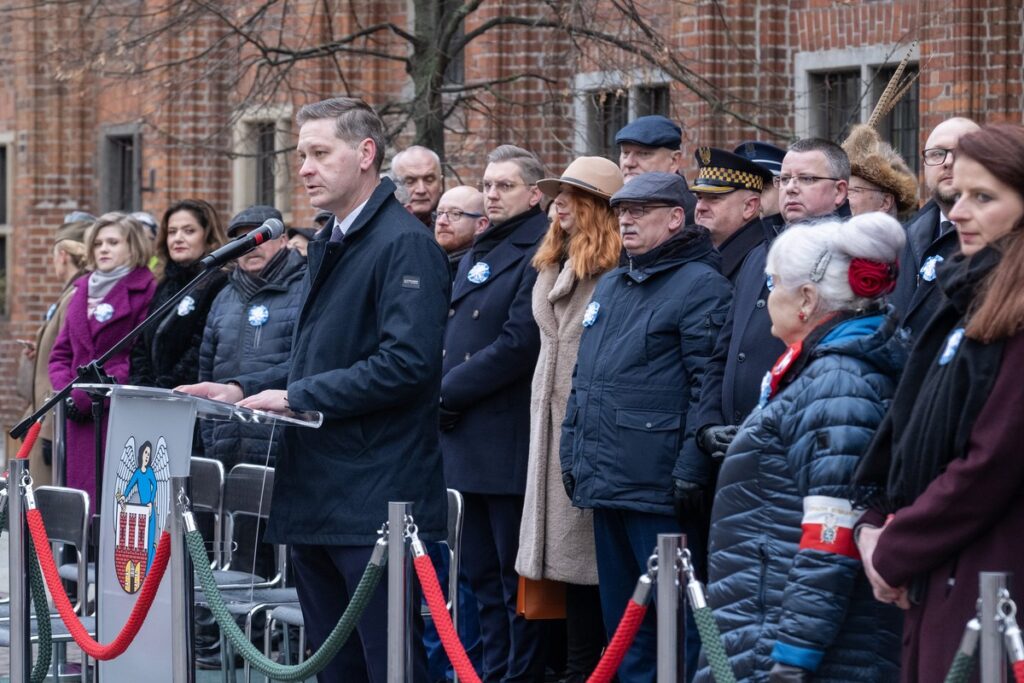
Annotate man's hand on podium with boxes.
[237,390,289,414]
[175,381,244,404]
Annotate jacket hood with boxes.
[814,308,905,377]
[620,225,720,282]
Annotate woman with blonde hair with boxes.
[49,212,155,508]
[516,156,622,682]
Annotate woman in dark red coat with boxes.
[49,212,156,511]
[854,123,1024,682]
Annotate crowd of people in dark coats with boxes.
[15,96,1024,683]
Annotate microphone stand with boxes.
[9,264,225,642]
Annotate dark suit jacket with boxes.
[439,208,546,495]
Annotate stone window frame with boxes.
[231,105,293,221]
[98,123,143,213]
[572,68,673,158]
[794,43,921,142]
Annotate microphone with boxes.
[200,218,285,269]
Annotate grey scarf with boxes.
[87,265,132,310]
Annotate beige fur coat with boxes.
[516,261,599,584]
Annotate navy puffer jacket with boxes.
[697,313,904,683]
[198,250,306,469]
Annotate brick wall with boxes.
[0,0,1021,430]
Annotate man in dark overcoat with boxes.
[439,144,547,682]
[695,139,851,460]
[181,97,450,682]
[891,117,979,341]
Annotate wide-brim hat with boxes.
[536,156,624,200]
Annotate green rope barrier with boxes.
[943,650,977,683]
[1,500,53,683]
[186,527,384,681]
[692,605,737,683]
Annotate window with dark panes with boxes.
[103,133,140,211]
[587,90,629,160]
[876,65,920,174]
[636,85,670,118]
[0,145,7,225]
[443,0,465,86]
[254,122,277,207]
[811,70,862,142]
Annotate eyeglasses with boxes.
[773,174,841,188]
[432,209,483,222]
[481,180,529,194]
[922,148,954,166]
[615,204,674,219]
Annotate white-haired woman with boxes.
[696,213,906,683]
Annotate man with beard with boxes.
[891,117,980,340]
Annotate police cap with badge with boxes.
[691,146,775,195]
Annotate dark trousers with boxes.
[461,493,544,683]
[422,541,483,682]
[565,583,605,680]
[291,543,429,683]
[593,508,702,683]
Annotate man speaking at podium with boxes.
[179,97,451,682]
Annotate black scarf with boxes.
[471,206,541,262]
[229,247,290,301]
[853,246,1005,511]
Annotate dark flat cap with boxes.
[609,172,691,207]
[614,115,682,150]
[313,210,334,227]
[691,147,775,194]
[733,141,786,177]
[228,205,282,237]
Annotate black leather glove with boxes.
[768,662,811,683]
[439,402,461,431]
[673,478,709,529]
[562,472,576,501]
[697,424,738,459]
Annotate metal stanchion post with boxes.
[388,501,412,683]
[657,533,683,683]
[8,459,31,683]
[171,477,195,683]
[53,399,67,487]
[980,572,1009,683]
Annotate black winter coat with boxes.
[199,251,306,469]
[696,204,851,430]
[560,227,731,512]
[129,261,228,389]
[439,208,546,495]
[238,179,451,546]
[698,314,904,683]
[890,200,960,342]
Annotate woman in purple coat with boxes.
[854,124,1024,682]
[49,212,155,510]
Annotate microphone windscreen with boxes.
[264,218,285,239]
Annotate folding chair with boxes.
[189,456,225,568]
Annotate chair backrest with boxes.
[34,486,90,550]
[190,457,225,567]
[189,457,225,515]
[223,464,274,520]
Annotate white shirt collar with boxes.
[332,197,370,237]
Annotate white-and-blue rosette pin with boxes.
[938,327,965,366]
[920,255,944,282]
[177,295,196,317]
[467,262,490,284]
[93,303,114,323]
[248,304,270,327]
[582,301,600,328]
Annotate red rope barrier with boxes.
[413,554,482,683]
[1013,660,1024,683]
[26,507,171,659]
[15,420,42,460]
[587,598,648,683]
